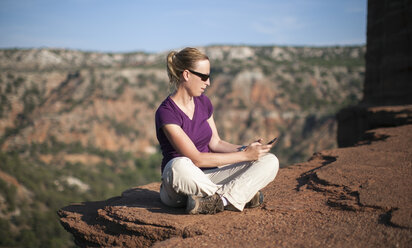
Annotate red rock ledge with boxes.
[58,125,412,247]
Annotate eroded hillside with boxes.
[0,46,364,247]
[0,46,364,163]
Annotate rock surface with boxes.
[58,124,412,247]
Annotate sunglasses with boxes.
[188,69,210,81]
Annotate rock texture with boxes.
[58,124,412,247]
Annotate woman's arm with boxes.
[162,124,271,168]
[207,114,241,153]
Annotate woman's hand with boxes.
[243,139,272,161]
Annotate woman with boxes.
[155,47,279,214]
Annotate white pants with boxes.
[160,153,279,211]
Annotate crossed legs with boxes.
[160,154,279,211]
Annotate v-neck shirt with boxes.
[155,94,213,173]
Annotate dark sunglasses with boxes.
[188,69,210,81]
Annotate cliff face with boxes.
[58,124,412,247]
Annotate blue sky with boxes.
[0,0,367,53]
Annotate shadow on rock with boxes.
[59,184,185,226]
[295,154,337,191]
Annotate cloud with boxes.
[251,16,305,35]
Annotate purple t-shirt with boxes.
[155,94,213,173]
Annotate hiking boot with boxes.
[186,193,224,214]
[245,191,264,208]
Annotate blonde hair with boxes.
[167,47,209,89]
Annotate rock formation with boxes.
[58,124,412,247]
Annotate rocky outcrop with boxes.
[58,124,412,247]
[363,0,412,106]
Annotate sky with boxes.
[0,0,367,53]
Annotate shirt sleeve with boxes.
[155,104,182,130]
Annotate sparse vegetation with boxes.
[0,147,161,248]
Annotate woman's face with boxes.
[184,59,210,97]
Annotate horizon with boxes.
[0,0,367,53]
[0,43,366,54]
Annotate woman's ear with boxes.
[182,69,190,81]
